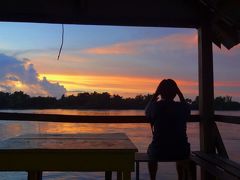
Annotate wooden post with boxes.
[122,171,131,180]
[28,171,42,180]
[105,171,112,180]
[117,171,123,180]
[136,161,140,180]
[198,21,216,180]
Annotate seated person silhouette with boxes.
[145,79,190,180]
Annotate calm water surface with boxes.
[0,109,239,180]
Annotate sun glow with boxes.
[39,74,159,95]
[39,73,198,98]
[15,81,23,88]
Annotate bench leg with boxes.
[105,171,112,180]
[136,161,140,180]
[188,161,196,180]
[28,171,42,180]
[117,171,123,180]
[177,160,197,180]
[123,171,131,180]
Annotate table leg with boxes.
[105,171,112,180]
[117,171,123,180]
[123,171,131,180]
[136,161,140,180]
[28,171,42,180]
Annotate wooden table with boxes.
[0,133,138,180]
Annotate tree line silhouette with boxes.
[0,91,239,110]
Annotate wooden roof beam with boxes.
[0,0,200,28]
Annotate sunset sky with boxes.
[0,22,239,101]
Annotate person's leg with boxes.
[176,161,183,180]
[148,161,158,180]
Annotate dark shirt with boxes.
[146,100,190,160]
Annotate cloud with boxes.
[82,33,198,56]
[83,43,139,55]
[0,53,66,98]
[215,81,240,87]
[39,73,199,99]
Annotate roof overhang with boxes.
[0,0,239,49]
[0,0,201,28]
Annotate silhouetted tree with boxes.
[0,91,239,110]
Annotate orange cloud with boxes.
[39,74,240,100]
[82,31,240,58]
[215,81,240,87]
[83,43,139,55]
[39,73,198,98]
[214,81,240,99]
[26,53,96,75]
[82,32,197,55]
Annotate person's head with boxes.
[157,79,178,101]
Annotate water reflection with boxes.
[0,109,145,116]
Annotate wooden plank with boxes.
[209,155,240,177]
[191,155,239,180]
[0,151,135,171]
[0,133,138,151]
[211,155,240,170]
[214,115,240,124]
[213,123,229,158]
[0,133,137,172]
[193,152,240,178]
[0,112,200,123]
[0,139,137,152]
[0,0,200,27]
[0,112,146,123]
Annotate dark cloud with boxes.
[40,77,66,98]
[0,53,66,98]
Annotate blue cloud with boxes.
[0,53,66,98]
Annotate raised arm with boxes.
[145,83,161,120]
[176,86,185,103]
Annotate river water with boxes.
[0,109,239,180]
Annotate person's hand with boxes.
[176,86,185,102]
[155,82,162,95]
[153,82,162,100]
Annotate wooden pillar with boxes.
[28,171,42,180]
[105,171,112,180]
[198,21,216,180]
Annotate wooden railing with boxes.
[0,112,200,123]
[0,111,239,179]
[214,115,240,124]
[0,112,239,124]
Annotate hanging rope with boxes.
[57,24,64,60]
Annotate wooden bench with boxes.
[191,151,240,180]
[135,151,240,180]
[135,152,196,180]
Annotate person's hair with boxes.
[158,79,178,100]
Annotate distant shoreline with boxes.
[1,91,240,111]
